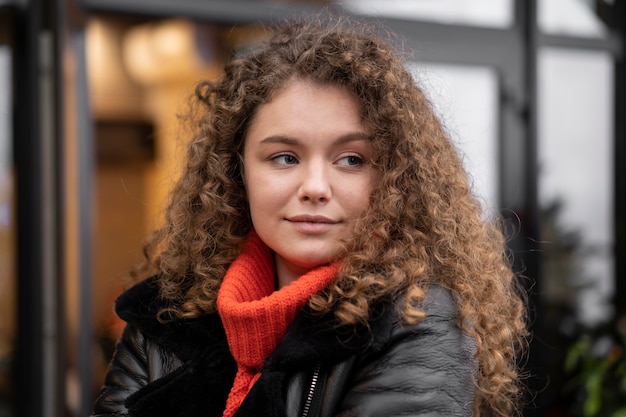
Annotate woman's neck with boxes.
[274,256,313,289]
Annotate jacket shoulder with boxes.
[422,285,460,318]
[333,285,477,416]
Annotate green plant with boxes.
[564,317,626,417]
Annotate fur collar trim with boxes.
[115,276,397,366]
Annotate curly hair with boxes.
[133,13,528,417]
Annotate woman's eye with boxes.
[272,154,298,165]
[338,155,364,167]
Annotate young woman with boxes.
[91,14,528,417]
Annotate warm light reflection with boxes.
[86,18,145,120]
[123,19,214,85]
[84,16,223,347]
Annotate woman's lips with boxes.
[287,215,339,234]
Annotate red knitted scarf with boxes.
[216,232,339,417]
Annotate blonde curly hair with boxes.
[134,14,528,417]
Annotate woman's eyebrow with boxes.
[258,132,371,146]
[258,135,299,146]
[334,132,372,145]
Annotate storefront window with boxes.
[341,0,514,28]
[538,0,609,38]
[412,62,500,214]
[538,47,614,328]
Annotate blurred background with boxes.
[0,0,624,416]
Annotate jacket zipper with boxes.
[301,361,322,417]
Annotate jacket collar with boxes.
[267,300,396,370]
[115,276,397,367]
[114,277,399,417]
[115,276,228,361]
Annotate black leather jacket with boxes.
[91,279,476,417]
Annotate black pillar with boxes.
[13,0,65,415]
[513,0,547,415]
[613,0,625,320]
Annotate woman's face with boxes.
[243,80,377,288]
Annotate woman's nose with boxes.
[298,161,332,203]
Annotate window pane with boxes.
[538,0,609,38]
[341,0,513,29]
[0,43,15,417]
[411,63,500,215]
[538,47,614,327]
